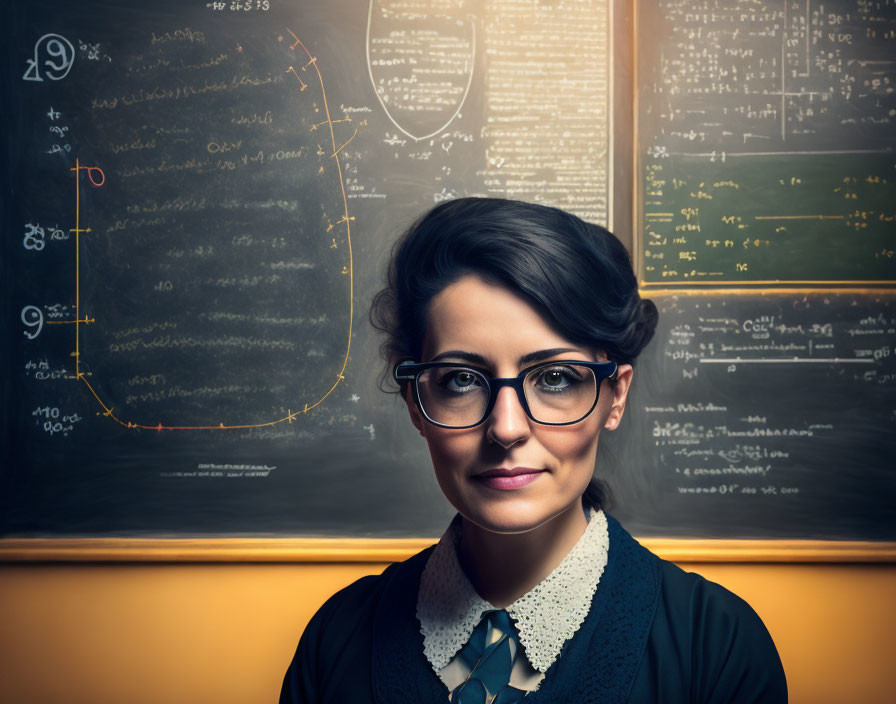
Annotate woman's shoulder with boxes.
[654,557,777,648]
[306,543,434,638]
[641,555,788,702]
[656,556,759,614]
[279,545,435,703]
[313,568,390,618]
[605,515,779,649]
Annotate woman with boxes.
[280,198,787,703]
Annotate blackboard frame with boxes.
[2,537,896,563]
[4,0,894,559]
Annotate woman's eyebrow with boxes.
[430,347,584,367]
[518,348,583,366]
[429,350,490,365]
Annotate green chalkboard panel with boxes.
[637,0,896,285]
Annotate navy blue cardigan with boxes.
[281,515,787,703]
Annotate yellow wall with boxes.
[1,561,894,704]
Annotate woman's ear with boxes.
[402,384,427,437]
[603,364,633,431]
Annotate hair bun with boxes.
[618,298,658,361]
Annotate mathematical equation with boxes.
[647,401,813,498]
[638,0,896,284]
[15,18,361,435]
[646,0,895,146]
[641,153,895,282]
[657,292,896,376]
[364,0,613,226]
[366,0,474,141]
[475,0,612,224]
[638,292,896,495]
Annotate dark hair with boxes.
[370,197,658,510]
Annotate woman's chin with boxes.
[457,500,572,537]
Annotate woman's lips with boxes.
[473,467,546,491]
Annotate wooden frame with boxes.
[1,538,894,563]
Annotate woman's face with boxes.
[404,274,633,535]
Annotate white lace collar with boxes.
[416,507,609,673]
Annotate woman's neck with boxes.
[457,502,590,609]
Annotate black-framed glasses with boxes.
[394,359,618,429]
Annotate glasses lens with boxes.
[416,366,490,427]
[524,363,598,424]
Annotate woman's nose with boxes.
[486,386,531,447]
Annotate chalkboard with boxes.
[612,292,896,540]
[636,0,896,285]
[2,0,894,544]
[1,0,619,539]
[622,0,896,540]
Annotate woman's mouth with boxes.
[473,467,546,490]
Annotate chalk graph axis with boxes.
[69,29,355,431]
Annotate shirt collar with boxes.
[416,507,609,673]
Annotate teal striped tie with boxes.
[449,609,528,703]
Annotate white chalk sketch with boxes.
[23,33,76,82]
[366,0,475,142]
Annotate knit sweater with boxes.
[280,514,787,703]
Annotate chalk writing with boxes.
[638,0,896,284]
[23,33,75,82]
[23,223,46,250]
[32,406,83,437]
[366,0,475,140]
[44,26,358,432]
[475,0,611,224]
[21,306,44,339]
[634,293,896,501]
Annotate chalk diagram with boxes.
[638,0,896,286]
[366,0,475,141]
[52,29,356,431]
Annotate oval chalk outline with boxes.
[366,0,475,142]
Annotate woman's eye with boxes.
[534,366,582,391]
[453,371,475,387]
[543,370,566,387]
[441,370,482,393]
